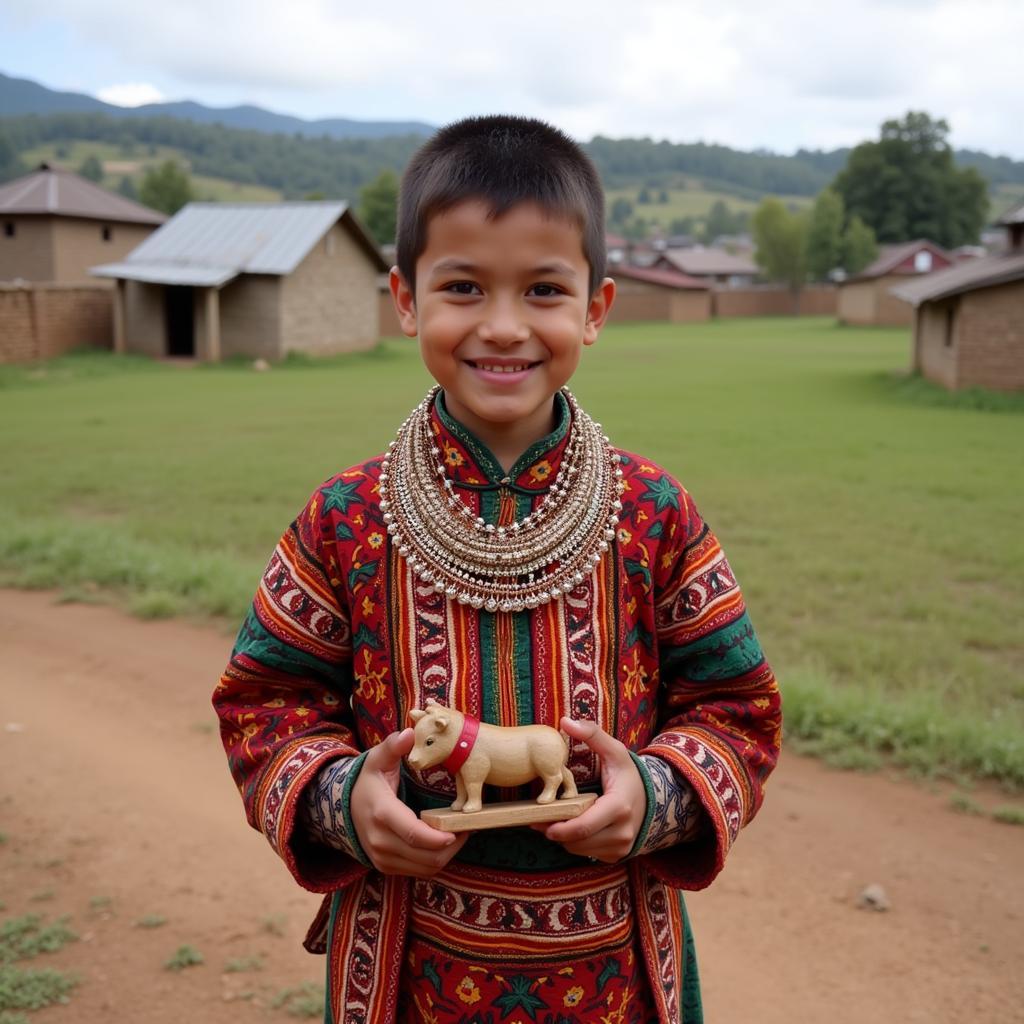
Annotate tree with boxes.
[358,169,398,245]
[636,186,652,205]
[0,133,24,183]
[118,176,138,200]
[805,189,845,280]
[702,199,741,244]
[138,160,194,215]
[609,197,634,226]
[78,154,103,182]
[842,215,878,275]
[832,111,988,248]
[668,216,695,238]
[752,198,807,309]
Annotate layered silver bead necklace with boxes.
[379,386,624,613]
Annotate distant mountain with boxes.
[0,70,435,140]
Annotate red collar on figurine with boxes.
[442,714,480,774]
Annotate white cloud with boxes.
[6,0,1024,157]
[96,82,167,107]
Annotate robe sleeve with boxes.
[212,486,368,893]
[638,482,782,890]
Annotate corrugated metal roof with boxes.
[91,261,237,287]
[0,165,166,225]
[889,251,1024,305]
[90,201,388,285]
[996,200,1024,226]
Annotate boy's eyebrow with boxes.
[428,258,579,278]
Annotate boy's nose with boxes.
[478,301,530,346]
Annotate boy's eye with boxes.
[528,283,562,298]
[445,281,480,296]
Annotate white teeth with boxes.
[477,363,529,373]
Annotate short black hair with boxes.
[396,115,606,296]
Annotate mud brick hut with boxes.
[608,264,712,323]
[837,240,953,327]
[653,246,759,287]
[891,204,1024,392]
[91,201,387,361]
[0,164,165,283]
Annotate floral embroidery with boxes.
[443,443,464,468]
[368,531,384,550]
[456,976,481,1004]
[563,986,585,1007]
[529,459,553,482]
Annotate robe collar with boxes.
[429,390,571,494]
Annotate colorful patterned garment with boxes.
[213,392,781,1024]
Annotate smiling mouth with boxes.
[466,360,540,373]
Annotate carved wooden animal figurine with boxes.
[407,699,579,815]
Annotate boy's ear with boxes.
[389,267,419,338]
[583,277,616,346]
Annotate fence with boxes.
[0,282,114,364]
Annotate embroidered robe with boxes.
[214,394,781,1023]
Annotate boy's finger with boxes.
[543,795,616,845]
[365,728,414,770]
[560,717,628,764]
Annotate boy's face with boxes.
[390,200,615,456]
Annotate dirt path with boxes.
[1,589,1022,1023]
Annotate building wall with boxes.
[607,277,712,323]
[53,219,156,283]
[379,288,404,338]
[715,284,837,318]
[670,290,713,321]
[280,223,379,355]
[123,280,167,357]
[0,215,56,282]
[915,298,960,390]
[956,280,1024,391]
[0,282,113,363]
[840,276,914,326]
[220,275,281,359]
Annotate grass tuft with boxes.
[0,916,77,965]
[991,806,1024,827]
[164,945,204,971]
[0,965,77,1012]
[224,955,263,973]
[135,915,167,929]
[949,793,985,817]
[272,981,325,1018]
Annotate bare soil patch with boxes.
[1,589,1021,1022]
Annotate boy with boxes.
[214,116,780,1024]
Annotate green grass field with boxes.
[1,319,1021,786]
[20,141,284,202]
[605,183,813,229]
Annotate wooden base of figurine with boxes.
[420,793,597,833]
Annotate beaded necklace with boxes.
[379,386,624,613]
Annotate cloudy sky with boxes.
[2,0,1022,158]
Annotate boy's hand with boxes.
[539,718,647,863]
[350,728,468,878]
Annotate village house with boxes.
[0,164,165,283]
[891,203,1024,392]
[837,239,953,327]
[653,246,759,287]
[91,201,387,361]
[608,264,712,323]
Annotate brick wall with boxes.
[0,282,113,363]
[280,223,379,355]
[220,276,281,359]
[916,298,959,389]
[955,280,1024,391]
[716,284,837,318]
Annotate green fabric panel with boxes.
[478,488,501,725]
[680,894,704,1022]
[511,487,535,726]
[232,606,345,683]
[661,612,765,683]
[627,751,657,858]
